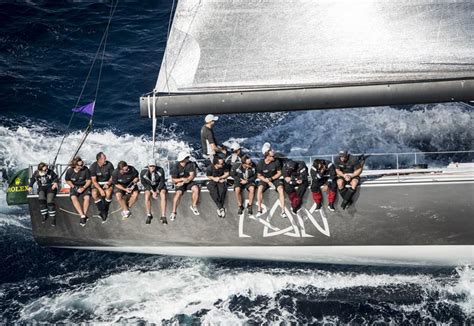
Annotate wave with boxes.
[15,260,472,324]
[0,122,191,171]
[243,103,474,157]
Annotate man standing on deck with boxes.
[206,156,230,218]
[256,149,287,218]
[335,150,363,209]
[231,154,257,216]
[310,159,337,211]
[140,159,168,225]
[200,114,226,163]
[89,152,114,223]
[283,159,309,214]
[112,161,140,219]
[170,152,200,220]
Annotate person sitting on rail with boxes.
[65,156,92,227]
[310,159,337,211]
[256,149,287,218]
[206,156,230,218]
[335,150,363,209]
[282,159,309,214]
[112,160,139,219]
[231,154,257,216]
[170,152,200,220]
[140,159,168,225]
[201,114,226,164]
[225,143,243,168]
[28,162,59,226]
[89,152,114,223]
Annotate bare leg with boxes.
[128,191,139,208]
[235,187,242,207]
[257,185,264,211]
[144,191,152,215]
[105,187,113,201]
[160,189,167,216]
[116,192,128,211]
[191,185,199,207]
[71,196,84,216]
[83,195,90,215]
[277,185,285,211]
[172,191,183,213]
[248,186,255,206]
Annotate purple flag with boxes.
[72,101,95,116]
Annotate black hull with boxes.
[28,178,474,265]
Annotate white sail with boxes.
[141,0,474,116]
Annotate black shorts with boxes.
[258,179,283,193]
[234,181,256,191]
[175,181,198,193]
[337,176,360,185]
[114,185,139,196]
[69,186,91,198]
[311,178,337,192]
[144,185,167,193]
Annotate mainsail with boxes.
[141,0,474,116]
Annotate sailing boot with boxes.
[48,209,57,226]
[238,205,244,215]
[104,198,112,215]
[146,214,153,224]
[160,216,168,224]
[95,200,108,222]
[343,188,356,209]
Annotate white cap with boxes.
[177,152,190,162]
[205,114,219,123]
[261,142,271,154]
[147,159,156,166]
[231,143,241,151]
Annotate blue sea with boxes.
[0,1,473,324]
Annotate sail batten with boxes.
[143,0,474,116]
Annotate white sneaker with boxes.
[121,210,130,220]
[281,211,288,219]
[170,212,176,221]
[216,209,222,217]
[256,210,263,217]
[190,205,200,215]
[220,208,226,218]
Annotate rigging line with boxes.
[52,1,117,166]
[94,0,119,104]
[163,0,177,94]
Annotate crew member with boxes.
[89,152,114,223]
[140,160,168,224]
[335,150,364,209]
[283,159,309,214]
[256,149,287,218]
[65,156,91,227]
[206,156,229,218]
[231,154,256,215]
[200,114,226,163]
[225,143,242,168]
[310,159,337,211]
[112,161,139,219]
[170,152,200,220]
[28,162,59,226]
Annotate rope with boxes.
[52,0,118,166]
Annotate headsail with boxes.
[141,0,474,116]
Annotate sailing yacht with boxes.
[27,0,474,265]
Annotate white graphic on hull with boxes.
[239,200,330,238]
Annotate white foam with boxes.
[243,103,474,157]
[0,125,192,170]
[19,261,473,323]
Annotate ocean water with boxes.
[0,1,473,324]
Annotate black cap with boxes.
[339,150,348,157]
